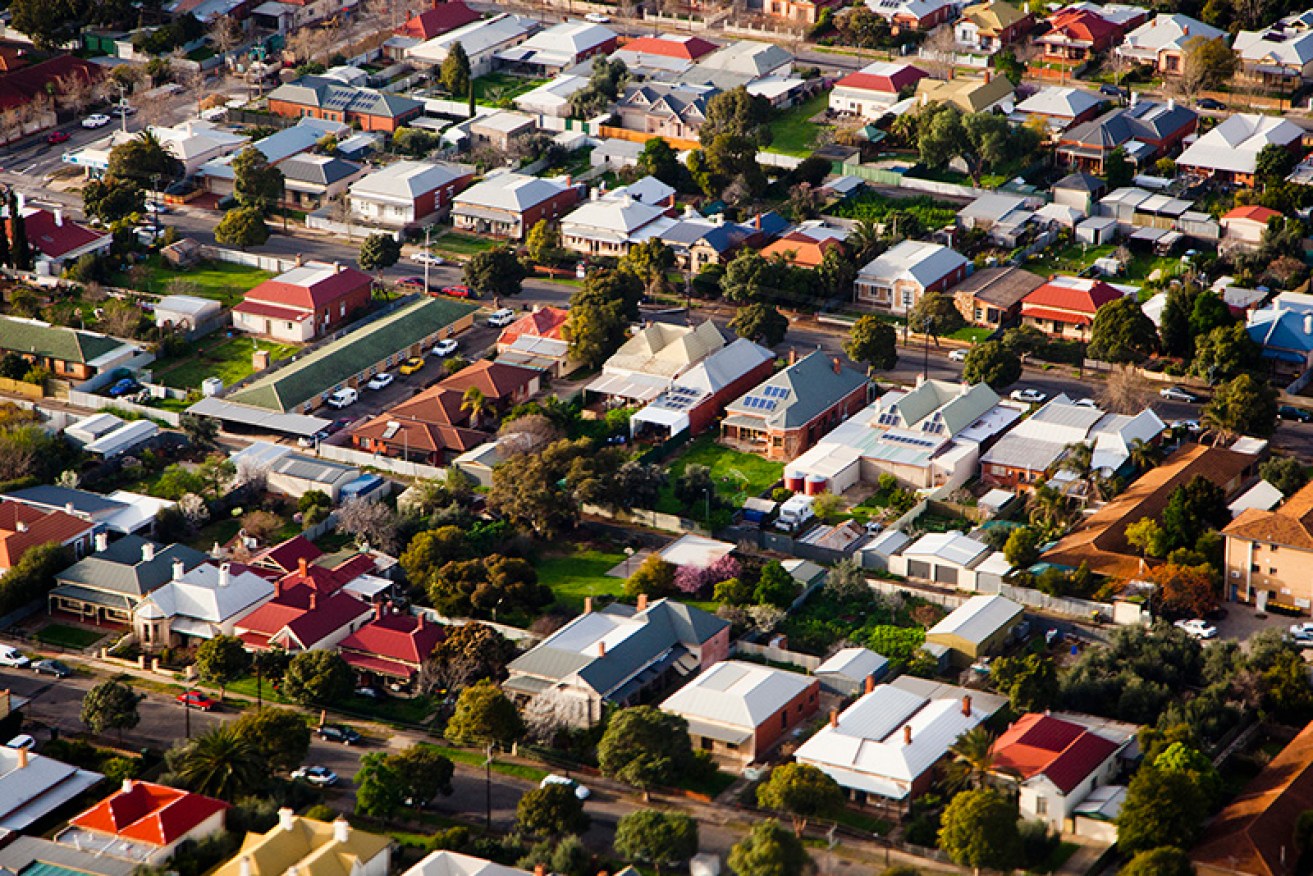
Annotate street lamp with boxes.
[623,546,635,575]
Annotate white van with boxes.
[0,646,29,668]
[487,308,516,328]
[774,495,815,532]
[326,387,358,410]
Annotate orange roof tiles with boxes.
[1224,479,1313,550]
[760,234,845,269]
[1224,205,1282,225]
[619,35,719,60]
[0,500,95,569]
[71,781,228,847]
[438,359,538,400]
[1023,278,1122,316]
[498,306,569,346]
[992,714,1119,794]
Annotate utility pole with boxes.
[922,317,931,381]
[184,691,191,738]
[117,84,129,135]
[484,742,493,830]
[423,224,432,292]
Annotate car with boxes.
[1280,405,1313,423]
[5,735,34,750]
[298,428,332,448]
[366,372,394,391]
[144,202,169,215]
[291,765,339,787]
[1010,388,1048,404]
[487,308,516,328]
[1171,419,1201,432]
[354,686,383,700]
[584,11,611,21]
[317,724,362,745]
[398,357,426,376]
[1197,97,1227,110]
[1099,84,1127,97]
[397,276,435,291]
[1174,618,1218,639]
[1159,386,1200,402]
[32,659,71,678]
[948,348,969,362]
[108,377,141,398]
[413,253,445,266]
[1291,622,1313,642]
[326,387,358,409]
[177,690,217,710]
[0,646,29,668]
[441,284,473,299]
[46,130,70,145]
[432,339,459,357]
[1073,398,1099,408]
[108,105,136,118]
[81,114,111,129]
[540,774,591,800]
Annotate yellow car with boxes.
[398,357,426,376]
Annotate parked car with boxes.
[6,735,34,750]
[1290,622,1313,644]
[108,378,141,398]
[1280,405,1313,423]
[487,308,516,328]
[1010,388,1047,404]
[432,339,459,357]
[1073,398,1099,408]
[291,765,339,786]
[1196,97,1226,110]
[32,659,71,678]
[948,348,968,362]
[398,357,426,376]
[81,114,111,129]
[1159,386,1200,402]
[108,105,136,118]
[584,11,611,21]
[540,774,591,800]
[1171,419,1201,432]
[46,130,70,145]
[326,387,358,409]
[1173,618,1218,639]
[176,690,217,711]
[0,646,29,668]
[366,372,394,391]
[144,202,169,215]
[317,724,362,745]
[1098,84,1126,98]
[354,686,383,700]
[441,285,473,299]
[413,253,445,266]
[398,276,436,291]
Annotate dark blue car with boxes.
[108,378,140,398]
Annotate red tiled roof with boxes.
[1044,8,1120,44]
[381,385,470,427]
[340,651,418,679]
[71,781,228,847]
[620,35,719,60]
[235,585,371,651]
[1023,278,1122,315]
[254,535,323,574]
[1019,305,1094,326]
[1224,205,1281,225]
[327,553,377,581]
[245,265,373,313]
[498,306,569,346]
[835,64,928,95]
[11,208,109,260]
[352,417,489,455]
[0,500,94,569]
[394,1,482,39]
[338,610,444,667]
[992,714,1119,794]
[438,359,538,400]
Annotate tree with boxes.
[1256,142,1298,187]
[390,744,455,805]
[937,789,1022,876]
[916,102,966,169]
[463,246,526,299]
[445,679,524,748]
[1191,323,1260,382]
[620,238,675,299]
[193,635,251,701]
[990,653,1059,712]
[1003,526,1041,568]
[1189,290,1234,338]
[1120,847,1195,876]
[756,764,843,835]
[180,414,219,450]
[816,245,857,298]
[945,726,997,791]
[730,302,788,346]
[232,146,284,212]
[598,706,696,797]
[358,232,401,278]
[1154,742,1223,805]
[1099,364,1153,414]
[1180,36,1235,93]
[1117,766,1208,854]
[525,220,563,266]
[1150,563,1218,617]
[907,291,964,341]
[568,56,628,119]
[1126,518,1167,559]
[1159,286,1193,359]
[214,206,269,249]
[638,137,680,187]
[962,340,1021,390]
[564,269,643,368]
[9,192,29,272]
[355,752,405,819]
[1203,373,1279,441]
[81,679,140,739]
[755,560,799,608]
[1088,297,1157,363]
[845,316,897,371]
[83,178,146,223]
[440,41,471,97]
[1162,475,1230,553]
[727,820,812,876]
[166,723,267,800]
[516,783,590,837]
[282,650,353,706]
[1105,147,1133,189]
[231,708,311,774]
[107,132,183,185]
[487,446,578,537]
[994,49,1026,85]
[430,621,516,686]
[1260,455,1309,496]
[462,386,494,430]
[614,810,698,875]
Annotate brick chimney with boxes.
[142,542,155,562]
[962,695,972,716]
[17,746,27,769]
[832,357,841,374]
[829,709,838,728]
[416,612,424,630]
[983,69,991,83]
[903,725,912,745]
[534,866,546,876]
[298,557,309,578]
[309,591,317,610]
[788,348,797,365]
[637,593,648,612]
[597,640,606,657]
[374,601,384,620]
[584,596,593,613]
[864,675,875,694]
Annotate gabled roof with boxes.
[268,76,423,120]
[235,584,372,651]
[56,536,207,598]
[1224,205,1282,225]
[1119,13,1223,54]
[858,239,968,287]
[0,747,104,830]
[1177,113,1303,175]
[561,194,668,238]
[394,1,482,40]
[0,315,131,365]
[927,594,1023,644]
[606,319,726,379]
[438,359,539,400]
[498,306,569,345]
[1224,479,1313,550]
[405,850,533,876]
[214,816,390,876]
[661,660,814,730]
[1247,303,1313,357]
[13,208,110,261]
[70,781,228,847]
[0,500,95,569]
[138,562,276,626]
[253,535,323,574]
[834,61,928,95]
[241,262,372,313]
[338,609,444,667]
[1062,100,1197,150]
[991,713,1120,794]
[1234,26,1313,65]
[280,154,363,187]
[724,350,869,430]
[1042,7,1121,45]
[903,532,993,569]
[915,75,1014,113]
[962,0,1029,32]
[453,173,575,213]
[951,266,1045,309]
[619,34,719,60]
[815,647,889,682]
[1016,86,1103,118]
[1023,276,1122,320]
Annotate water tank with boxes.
[804,474,827,495]
[201,377,224,397]
[784,472,804,492]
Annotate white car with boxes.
[1073,398,1099,408]
[366,372,394,391]
[1171,419,1201,433]
[948,348,968,362]
[326,387,358,409]
[432,339,458,357]
[1010,388,1048,404]
[487,308,516,328]
[81,114,111,129]
[0,646,29,668]
[1174,618,1218,640]
[1159,386,1200,403]
[144,202,169,215]
[540,774,590,800]
[584,11,611,21]
[1291,622,1313,643]
[291,766,339,787]
[413,253,445,266]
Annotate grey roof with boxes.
[926,594,1023,645]
[269,454,359,484]
[618,83,710,123]
[0,836,136,876]
[280,154,363,186]
[816,647,889,682]
[6,485,125,517]
[0,748,103,831]
[660,660,814,729]
[724,350,869,430]
[950,266,1044,309]
[1054,171,1107,193]
[55,535,208,597]
[1063,100,1197,151]
[268,76,424,120]
[454,173,574,213]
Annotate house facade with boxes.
[266,77,424,132]
[828,62,928,119]
[955,0,1033,51]
[1057,99,1198,173]
[348,161,474,227]
[1021,276,1123,339]
[854,240,970,313]
[1223,480,1313,609]
[1116,14,1225,75]
[0,315,140,383]
[451,173,582,240]
[950,266,1045,327]
[232,262,374,343]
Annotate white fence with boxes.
[316,442,445,479]
[66,390,183,426]
[734,641,823,671]
[759,152,805,170]
[201,246,297,274]
[898,176,990,200]
[413,607,540,643]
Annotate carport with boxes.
[186,397,331,439]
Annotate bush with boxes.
[303,804,337,822]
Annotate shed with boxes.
[154,295,223,332]
[925,594,1024,667]
[814,646,889,697]
[742,496,777,525]
[1076,216,1118,246]
[265,454,361,502]
[84,420,159,458]
[66,412,126,447]
[657,534,736,570]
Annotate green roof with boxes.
[0,316,131,364]
[229,297,477,412]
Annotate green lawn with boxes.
[766,91,832,157]
[537,545,628,612]
[948,326,992,342]
[35,624,106,649]
[431,232,499,261]
[679,769,737,799]
[472,73,547,105]
[115,258,274,306]
[187,517,242,551]
[656,434,785,518]
[155,335,298,389]
[1023,243,1186,283]
[423,743,549,782]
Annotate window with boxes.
[781,713,787,730]
[1252,563,1260,572]
[701,737,713,750]
[1035,797,1047,816]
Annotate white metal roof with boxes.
[661,660,814,730]
[857,240,968,287]
[350,160,467,203]
[1177,113,1304,175]
[815,647,889,682]
[1016,86,1103,118]
[454,173,574,212]
[657,533,735,569]
[1229,479,1285,516]
[902,531,991,568]
[926,594,1023,644]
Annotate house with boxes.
[615,83,714,144]
[1057,99,1198,173]
[232,565,373,653]
[1176,114,1304,186]
[814,647,889,697]
[0,746,103,831]
[1246,298,1313,376]
[990,713,1126,832]
[785,379,1020,493]
[560,190,673,257]
[495,307,577,376]
[828,62,928,119]
[914,73,1014,113]
[760,225,848,269]
[587,320,727,405]
[750,0,844,25]
[794,678,1005,806]
[1222,205,1282,250]
[0,55,100,132]
[351,385,490,465]
[1013,87,1105,132]
[495,20,617,75]
[950,266,1045,327]
[629,339,776,441]
[496,306,569,350]
[406,14,538,78]
[611,35,720,80]
[468,111,538,152]
[924,594,1023,666]
[0,499,96,574]
[1221,480,1313,609]
[267,454,363,502]
[889,533,1012,594]
[1034,7,1124,68]
[212,811,390,876]
[132,561,276,649]
[865,0,956,31]
[394,1,482,41]
[1117,14,1225,74]
[504,596,731,726]
[48,534,207,626]
[980,394,1164,488]
[956,193,1037,245]
[60,781,228,866]
[0,315,140,383]
[154,295,223,333]
[720,351,873,462]
[514,76,588,117]
[6,486,168,536]
[348,161,474,228]
[267,77,424,133]
[279,155,367,210]
[1021,276,1124,339]
[63,121,249,179]
[1233,25,1313,90]
[647,211,761,270]
[954,0,1033,51]
[854,240,970,313]
[403,851,532,876]
[438,359,541,413]
[232,261,373,343]
[451,173,582,240]
[1051,171,1108,214]
[197,121,348,198]
[228,297,478,414]
[681,40,793,89]
[248,536,394,601]
[338,604,444,686]
[1044,443,1257,580]
[12,207,112,275]
[660,661,820,768]
[1193,721,1313,876]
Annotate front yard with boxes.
[115,258,275,306]
[430,232,500,262]
[1022,242,1187,283]
[153,334,299,390]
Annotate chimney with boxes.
[309,592,317,610]
[374,601,384,620]
[332,817,351,844]
[535,867,546,876]
[1182,23,1189,35]
[295,253,304,267]
[1130,91,1138,106]
[142,542,155,562]
[240,859,253,876]
[278,808,296,831]
[333,261,343,273]
[275,578,284,599]
[172,558,185,581]
[17,746,27,769]
[829,709,838,728]
[15,193,23,211]
[65,502,75,514]
[832,357,841,374]
[637,593,648,612]
[962,695,972,716]
[584,596,593,613]
[416,612,424,630]
[1304,314,1312,336]
[299,557,309,578]
[1168,97,1175,110]
[597,640,606,657]
[16,521,26,532]
[865,675,875,694]
[788,348,797,365]
[983,69,991,83]
[219,563,230,588]
[122,778,134,794]
[903,725,912,745]
[753,214,761,230]
[94,531,108,553]
[54,209,63,227]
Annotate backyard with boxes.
[536,543,629,612]
[654,434,785,523]
[766,92,832,158]
[1022,242,1187,283]
[472,72,547,106]
[153,334,299,390]
[114,258,275,306]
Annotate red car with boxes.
[441,285,473,299]
[46,130,70,145]
[176,690,217,711]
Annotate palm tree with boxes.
[1059,441,1093,479]
[165,723,267,801]
[1027,483,1069,533]
[1128,438,1160,472]
[946,726,996,790]
[849,219,883,264]
[461,386,493,430]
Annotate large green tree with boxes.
[440,42,471,97]
[597,706,697,797]
[1119,847,1195,876]
[165,723,267,801]
[845,315,898,371]
[444,679,524,748]
[80,679,140,739]
[1158,286,1193,359]
[1116,766,1208,854]
[355,752,406,819]
[1088,296,1157,363]
[727,819,813,876]
[614,810,698,875]
[282,650,353,706]
[1189,290,1234,338]
[730,302,788,346]
[359,233,401,278]
[82,178,146,224]
[1202,373,1278,440]
[232,146,284,212]
[193,634,251,701]
[464,247,527,299]
[907,291,964,341]
[516,783,590,837]
[937,789,1022,874]
[637,137,680,187]
[1161,475,1230,554]
[525,220,564,266]
[230,707,311,774]
[756,763,843,835]
[214,206,269,249]
[107,132,183,185]
[390,744,455,805]
[563,268,643,368]
[1190,323,1261,382]
[989,652,1058,712]
[962,340,1021,390]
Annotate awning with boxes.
[683,717,752,746]
[341,651,415,680]
[48,585,135,610]
[586,372,669,402]
[630,404,689,436]
[721,414,766,429]
[453,205,516,223]
[187,397,331,438]
[170,617,219,639]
